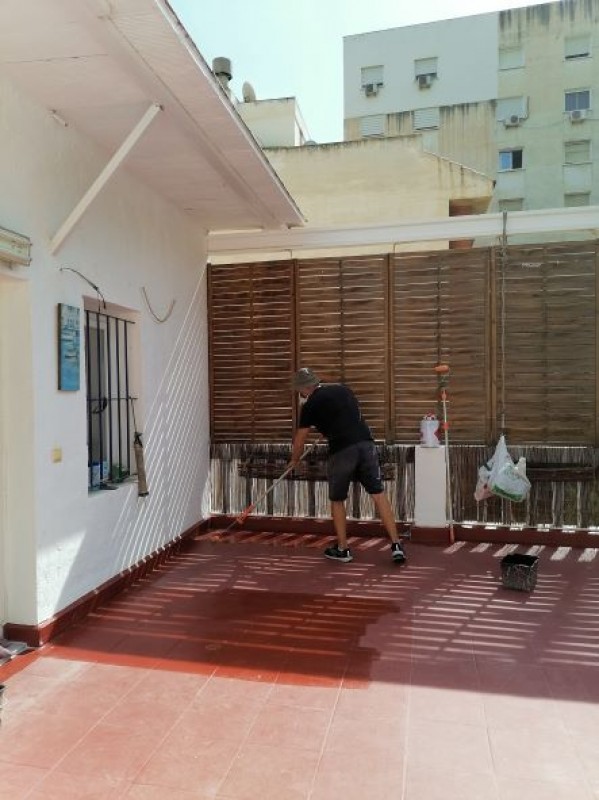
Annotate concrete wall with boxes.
[345,102,498,178]
[0,73,211,627]
[265,137,493,229]
[236,98,310,147]
[495,1,599,209]
[344,13,498,121]
[344,0,599,213]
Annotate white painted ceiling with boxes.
[0,0,304,232]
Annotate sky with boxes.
[170,0,547,144]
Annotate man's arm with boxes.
[290,426,311,467]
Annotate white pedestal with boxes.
[414,445,447,528]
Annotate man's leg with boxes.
[372,492,406,563]
[371,492,400,543]
[325,447,356,562]
[331,500,348,548]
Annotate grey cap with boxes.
[293,368,319,389]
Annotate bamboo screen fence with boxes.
[208,240,599,528]
[209,240,599,447]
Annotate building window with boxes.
[499,46,525,70]
[413,107,440,130]
[565,90,591,111]
[85,307,136,489]
[564,140,591,164]
[414,57,437,87]
[361,65,384,95]
[496,96,529,124]
[359,114,386,137]
[565,35,591,60]
[498,198,524,212]
[415,57,438,77]
[499,149,523,171]
[564,192,591,207]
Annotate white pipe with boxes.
[50,103,162,254]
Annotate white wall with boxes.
[0,73,211,626]
[344,13,499,120]
[236,98,310,147]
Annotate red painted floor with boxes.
[1,532,599,799]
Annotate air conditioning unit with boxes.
[504,114,522,127]
[0,225,31,266]
[364,83,378,97]
[569,108,588,122]
[417,73,434,89]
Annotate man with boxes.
[290,368,406,564]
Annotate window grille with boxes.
[85,309,135,489]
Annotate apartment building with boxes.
[344,0,599,212]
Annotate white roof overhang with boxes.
[207,207,599,263]
[0,0,304,242]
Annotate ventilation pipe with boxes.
[212,57,232,95]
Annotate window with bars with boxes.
[85,307,136,490]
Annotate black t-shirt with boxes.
[298,383,373,454]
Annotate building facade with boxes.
[344,0,599,212]
[0,0,302,641]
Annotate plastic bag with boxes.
[474,463,493,501]
[491,456,531,503]
[474,435,510,501]
[474,435,531,503]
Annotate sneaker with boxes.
[391,542,406,564]
[324,545,353,563]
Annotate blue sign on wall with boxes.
[58,303,80,391]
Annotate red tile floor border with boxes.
[1,533,599,799]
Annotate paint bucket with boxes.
[501,554,539,592]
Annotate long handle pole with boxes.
[440,387,455,544]
[435,364,455,544]
[223,440,319,533]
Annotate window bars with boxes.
[85,309,135,490]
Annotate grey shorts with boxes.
[328,441,384,501]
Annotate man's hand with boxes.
[290,426,311,467]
